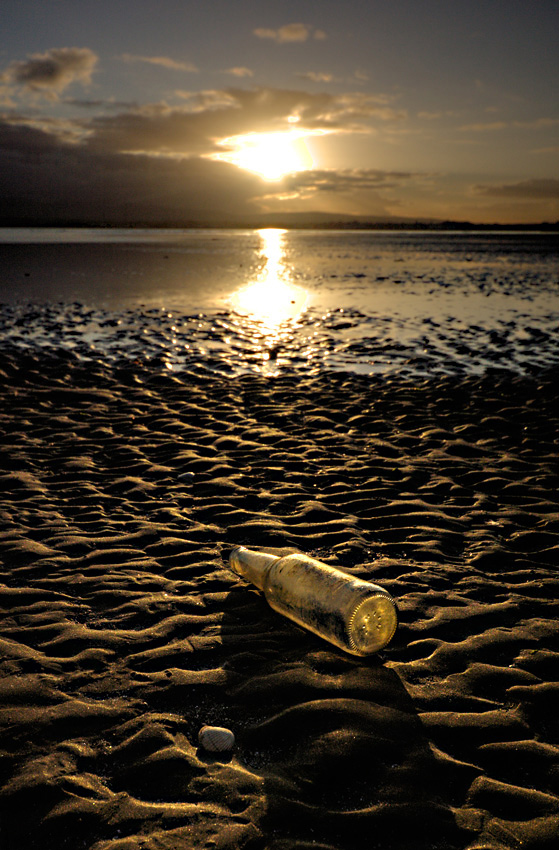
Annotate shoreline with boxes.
[1,352,558,848]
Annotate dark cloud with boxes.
[64,98,140,111]
[474,178,559,199]
[0,119,264,225]
[2,48,98,98]
[281,169,415,193]
[0,120,66,154]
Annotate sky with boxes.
[1,0,558,225]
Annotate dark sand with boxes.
[1,352,558,849]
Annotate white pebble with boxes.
[198,725,235,752]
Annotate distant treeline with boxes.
[1,217,558,232]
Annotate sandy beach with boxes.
[2,0,559,839]
[1,348,558,849]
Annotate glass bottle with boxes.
[229,546,398,656]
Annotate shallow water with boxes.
[1,228,558,378]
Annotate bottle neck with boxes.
[229,546,278,590]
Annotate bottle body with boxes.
[229,547,398,656]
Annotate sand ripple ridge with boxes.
[1,355,558,848]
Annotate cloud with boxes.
[0,86,16,108]
[460,117,559,132]
[280,169,415,195]
[257,168,411,216]
[459,121,508,132]
[296,72,333,83]
[0,111,91,145]
[83,88,404,158]
[64,98,140,111]
[225,67,254,78]
[1,48,98,99]
[474,178,559,199]
[0,84,408,225]
[253,24,325,43]
[121,54,198,72]
[0,118,264,224]
[525,118,559,128]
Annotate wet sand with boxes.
[1,350,558,849]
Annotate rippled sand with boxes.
[2,297,559,381]
[1,351,558,849]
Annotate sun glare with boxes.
[211,129,315,180]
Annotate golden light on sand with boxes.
[211,129,315,180]
[232,229,308,324]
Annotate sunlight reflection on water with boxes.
[1,230,558,379]
[231,229,309,325]
[228,229,311,373]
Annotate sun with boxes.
[210,129,315,180]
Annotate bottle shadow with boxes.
[218,549,471,850]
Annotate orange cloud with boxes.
[225,67,254,78]
[253,23,326,43]
[121,54,198,72]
